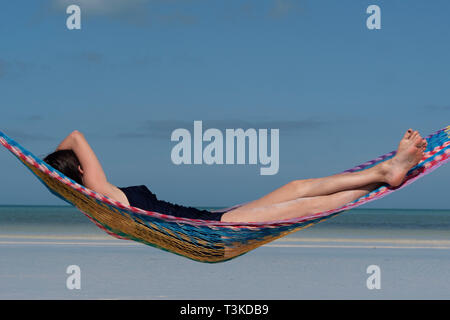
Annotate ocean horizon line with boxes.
[0,204,449,211]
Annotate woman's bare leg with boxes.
[221,183,382,222]
[232,129,427,211]
[235,169,383,211]
[221,129,427,223]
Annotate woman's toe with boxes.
[404,129,413,139]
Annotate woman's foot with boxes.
[381,129,427,187]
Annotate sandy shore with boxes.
[1,233,449,299]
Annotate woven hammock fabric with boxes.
[0,126,449,263]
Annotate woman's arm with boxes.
[56,130,111,194]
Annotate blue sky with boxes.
[0,0,449,208]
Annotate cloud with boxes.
[269,0,305,19]
[48,0,303,27]
[0,60,6,78]
[79,52,104,64]
[66,50,171,71]
[49,0,198,26]
[3,129,53,142]
[49,0,150,26]
[51,0,148,16]
[424,104,450,112]
[0,58,39,80]
[116,118,326,140]
[26,115,44,122]
[116,120,188,140]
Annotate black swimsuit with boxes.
[118,185,224,221]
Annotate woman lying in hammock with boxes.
[44,129,427,223]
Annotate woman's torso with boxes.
[117,185,224,221]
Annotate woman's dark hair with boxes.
[43,150,83,185]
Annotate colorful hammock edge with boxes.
[0,126,449,263]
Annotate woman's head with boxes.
[43,150,83,185]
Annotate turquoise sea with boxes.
[1,205,450,299]
[1,205,449,239]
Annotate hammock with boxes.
[0,126,449,263]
